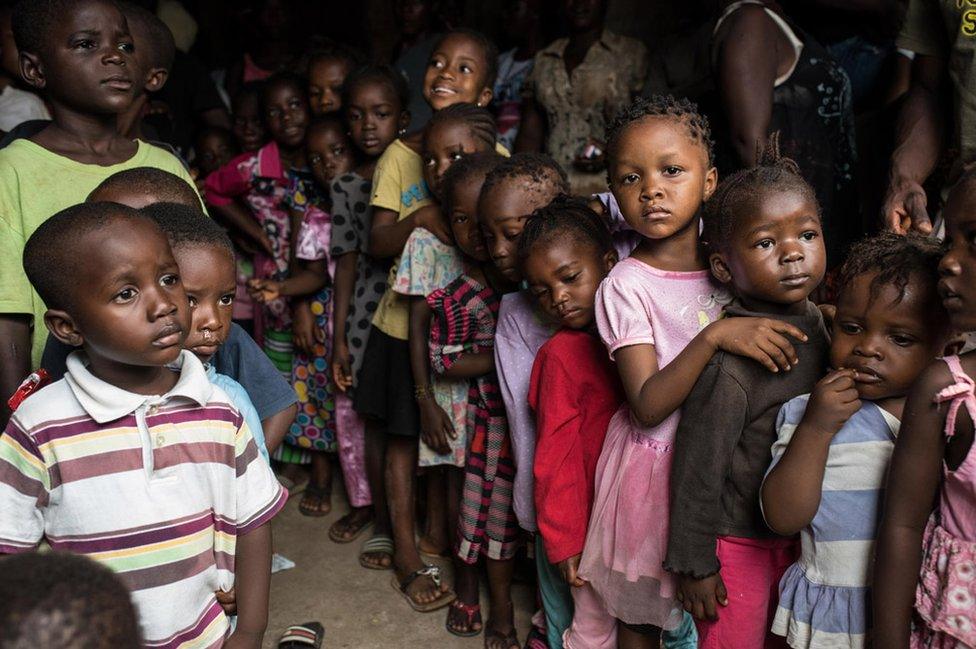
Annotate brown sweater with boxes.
[664,300,828,578]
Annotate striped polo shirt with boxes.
[0,350,288,648]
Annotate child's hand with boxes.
[291,302,318,355]
[332,342,354,392]
[705,317,808,373]
[418,397,456,455]
[804,368,861,436]
[247,278,280,303]
[215,587,236,615]
[412,204,452,245]
[677,573,728,621]
[557,554,586,587]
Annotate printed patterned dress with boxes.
[428,275,519,563]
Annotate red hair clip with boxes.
[7,369,51,412]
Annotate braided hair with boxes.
[703,132,819,250]
[516,194,615,268]
[441,151,505,217]
[605,95,715,169]
[424,102,497,152]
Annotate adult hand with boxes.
[883,177,932,235]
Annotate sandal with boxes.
[485,626,520,649]
[328,509,373,544]
[446,599,482,637]
[298,483,331,517]
[390,564,456,612]
[358,534,394,570]
[278,621,324,648]
[523,626,548,649]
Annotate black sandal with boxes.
[278,621,324,648]
[298,483,331,517]
[390,564,456,612]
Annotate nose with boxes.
[940,249,961,278]
[640,178,664,202]
[853,333,884,359]
[490,238,507,261]
[149,288,178,321]
[103,46,126,67]
[552,286,569,309]
[781,241,804,264]
[195,303,220,333]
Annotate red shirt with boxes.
[528,329,624,563]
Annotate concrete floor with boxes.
[263,489,536,648]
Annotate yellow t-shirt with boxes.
[0,138,200,367]
[369,138,509,340]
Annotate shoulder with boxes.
[716,3,777,45]
[603,31,647,55]
[537,36,568,59]
[9,379,83,434]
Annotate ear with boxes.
[703,165,718,202]
[603,250,618,272]
[709,251,733,285]
[44,310,84,348]
[144,67,169,93]
[19,51,44,90]
[476,86,493,108]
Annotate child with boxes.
[480,151,570,647]
[666,146,830,647]
[329,65,409,552]
[521,195,622,649]
[232,82,268,153]
[576,96,808,648]
[0,203,285,647]
[356,28,499,610]
[874,171,976,648]
[0,5,49,133]
[305,46,358,116]
[195,126,238,179]
[762,233,948,648]
[0,552,140,649]
[140,201,270,461]
[305,115,356,189]
[0,0,196,416]
[427,201,517,647]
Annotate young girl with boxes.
[304,46,358,116]
[231,82,268,153]
[763,233,948,649]
[521,196,622,649]
[427,187,517,649]
[394,107,500,563]
[329,66,409,551]
[355,28,500,611]
[576,96,808,648]
[874,171,976,648]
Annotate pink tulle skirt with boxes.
[578,406,685,630]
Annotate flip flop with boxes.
[484,626,520,649]
[359,534,394,570]
[278,621,324,648]
[328,511,373,544]
[446,599,483,637]
[391,564,456,612]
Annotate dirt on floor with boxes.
[263,489,536,648]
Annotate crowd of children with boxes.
[1,1,976,649]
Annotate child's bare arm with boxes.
[261,403,297,453]
[225,522,272,648]
[0,314,30,427]
[874,362,953,649]
[331,253,357,391]
[762,370,861,535]
[440,352,494,379]
[409,297,454,455]
[369,206,450,258]
[250,260,328,303]
[615,317,805,429]
[210,202,273,257]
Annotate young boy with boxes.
[0,4,49,133]
[0,202,285,648]
[0,0,197,425]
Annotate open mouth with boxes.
[431,86,458,97]
[850,366,882,384]
[939,281,964,310]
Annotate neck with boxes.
[737,294,809,316]
[85,353,179,396]
[568,24,602,49]
[356,158,378,179]
[632,217,708,272]
[278,143,306,168]
[44,102,123,151]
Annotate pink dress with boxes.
[578,256,731,629]
[913,355,976,649]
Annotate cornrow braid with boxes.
[516,194,614,268]
[424,102,497,151]
[703,131,819,250]
[441,151,505,217]
[605,95,715,169]
[835,231,944,304]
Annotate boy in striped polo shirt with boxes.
[0,202,286,649]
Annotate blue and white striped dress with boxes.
[764,395,899,648]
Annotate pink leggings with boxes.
[695,535,797,649]
[564,583,617,649]
[335,392,371,508]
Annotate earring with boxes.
[398,127,406,136]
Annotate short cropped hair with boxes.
[23,202,153,311]
[481,152,569,196]
[440,151,504,216]
[12,0,82,55]
[341,64,410,115]
[140,202,233,256]
[0,552,140,649]
[88,167,200,209]
[119,1,175,71]
[835,232,945,304]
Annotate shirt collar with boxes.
[65,350,213,423]
[257,140,284,180]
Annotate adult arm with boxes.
[0,315,31,427]
[225,523,271,648]
[714,6,780,166]
[873,362,952,649]
[514,96,546,154]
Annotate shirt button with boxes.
[147,405,159,415]
[156,435,166,447]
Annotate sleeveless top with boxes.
[915,355,976,645]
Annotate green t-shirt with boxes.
[0,138,199,367]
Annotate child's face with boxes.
[710,190,826,310]
[423,34,493,111]
[196,132,236,177]
[232,93,266,152]
[448,175,490,261]
[609,116,717,242]
[479,176,561,282]
[524,237,615,330]
[174,244,236,363]
[58,218,188,370]
[307,123,355,187]
[308,57,351,116]
[939,182,976,331]
[264,81,310,149]
[347,81,405,158]
[423,122,488,198]
[27,0,137,115]
[831,272,946,402]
